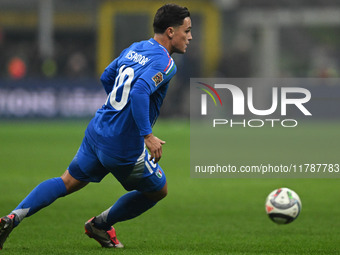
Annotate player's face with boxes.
[171,17,192,54]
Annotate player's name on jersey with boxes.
[125,50,150,66]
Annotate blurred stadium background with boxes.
[1,0,340,119]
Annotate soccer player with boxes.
[0,3,192,249]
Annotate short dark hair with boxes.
[153,4,190,34]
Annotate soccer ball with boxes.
[265,187,302,224]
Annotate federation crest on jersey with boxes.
[152,72,163,87]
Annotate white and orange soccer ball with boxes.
[265,187,302,224]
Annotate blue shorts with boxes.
[68,137,166,193]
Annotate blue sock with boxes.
[94,191,157,230]
[11,177,67,227]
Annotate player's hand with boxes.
[144,133,166,163]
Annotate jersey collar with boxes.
[148,38,171,57]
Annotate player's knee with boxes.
[156,182,168,201]
[149,189,167,202]
[61,170,88,194]
[157,187,168,201]
[144,183,167,202]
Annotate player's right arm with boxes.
[101,48,131,94]
[100,58,118,95]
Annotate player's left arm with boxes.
[144,133,165,163]
[130,79,165,163]
[131,55,176,162]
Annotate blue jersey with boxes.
[85,38,177,162]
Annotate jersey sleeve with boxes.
[130,79,153,136]
[139,54,176,94]
[100,58,118,95]
[100,48,130,95]
[130,55,176,136]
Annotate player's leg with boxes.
[61,169,89,194]
[90,149,167,230]
[3,137,97,228]
[0,170,88,250]
[8,166,89,228]
[85,181,166,248]
[92,185,166,230]
[10,174,80,226]
[15,170,88,221]
[143,181,168,202]
[1,136,103,249]
[5,171,87,225]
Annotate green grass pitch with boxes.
[0,120,339,254]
